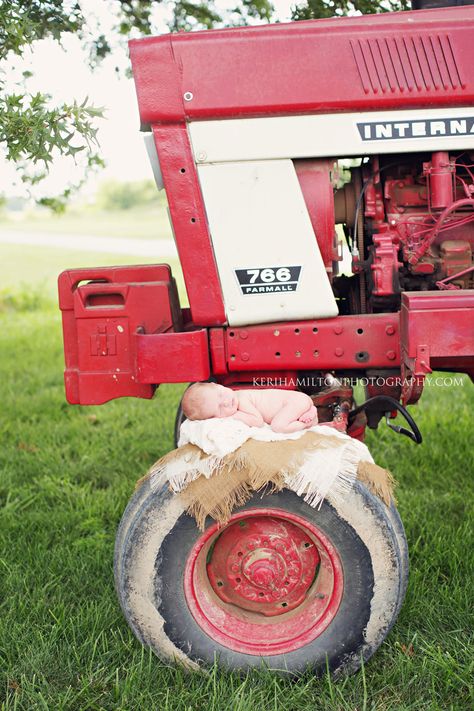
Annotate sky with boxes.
[1,0,299,200]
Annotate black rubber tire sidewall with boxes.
[116,480,405,676]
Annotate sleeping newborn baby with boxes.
[182,382,318,434]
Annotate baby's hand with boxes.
[298,405,318,425]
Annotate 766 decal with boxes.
[235,266,302,295]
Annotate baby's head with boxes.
[182,382,238,420]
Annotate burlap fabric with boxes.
[138,432,395,530]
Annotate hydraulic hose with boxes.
[348,395,422,444]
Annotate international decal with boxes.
[357,117,474,141]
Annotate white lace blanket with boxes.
[150,417,374,509]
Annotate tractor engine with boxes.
[333,152,474,314]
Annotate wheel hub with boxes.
[207,516,320,615]
[184,508,343,655]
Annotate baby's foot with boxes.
[298,405,318,425]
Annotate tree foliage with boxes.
[114,0,274,35]
[1,92,102,167]
[0,0,408,210]
[0,0,82,60]
[0,1,104,211]
[96,178,158,210]
[290,0,408,21]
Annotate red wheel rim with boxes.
[184,508,343,655]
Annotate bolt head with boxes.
[386,350,396,361]
[333,325,343,335]
[335,347,344,357]
[385,324,395,336]
[241,352,249,362]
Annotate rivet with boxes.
[385,325,395,336]
[333,325,343,335]
[386,350,396,361]
[335,347,344,357]
[240,330,248,340]
[183,91,193,101]
[242,352,249,362]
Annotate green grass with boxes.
[0,243,187,305]
[1,204,173,241]
[1,303,473,710]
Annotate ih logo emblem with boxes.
[235,266,302,295]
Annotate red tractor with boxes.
[59,3,474,675]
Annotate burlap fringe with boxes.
[181,456,287,530]
[356,460,397,507]
[180,460,395,531]
[137,433,396,530]
[146,443,223,492]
